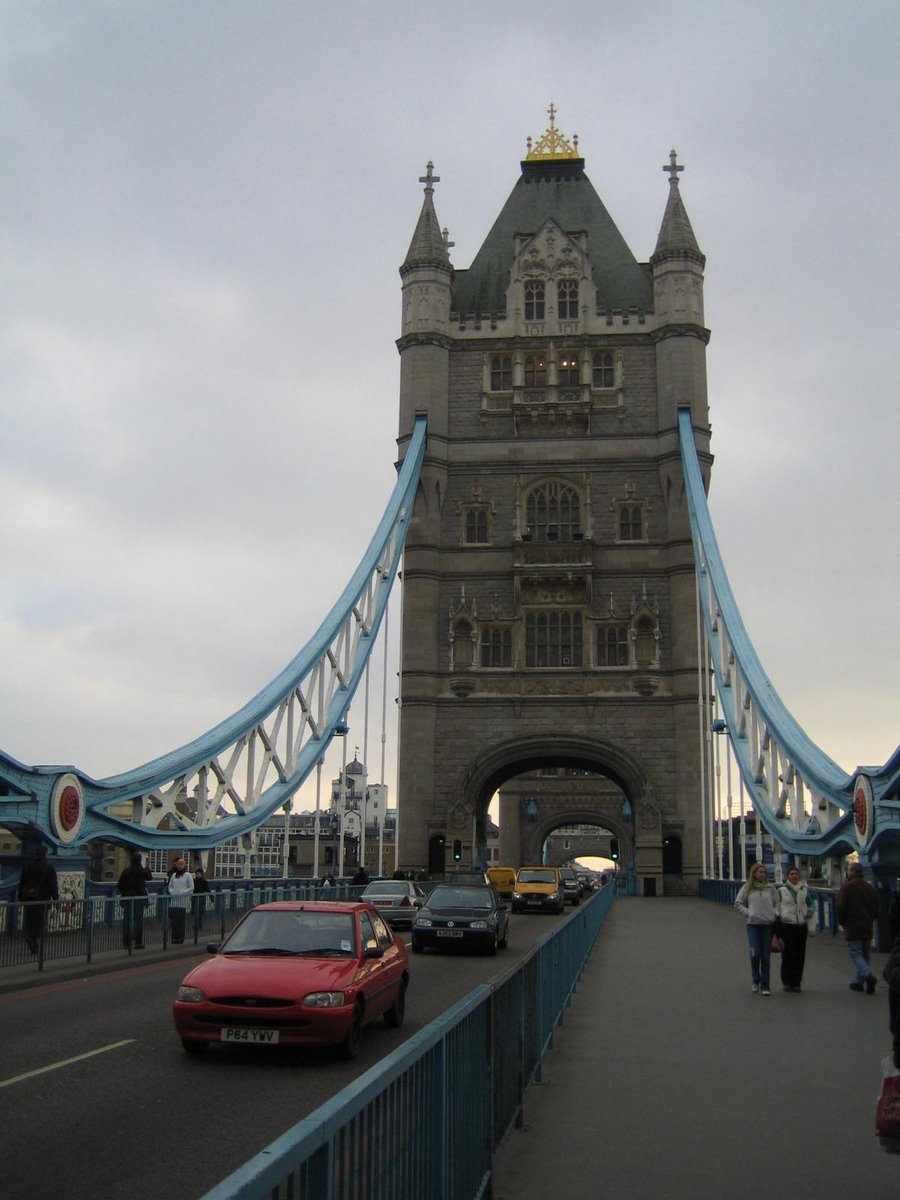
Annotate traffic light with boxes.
[609,837,620,861]
[453,839,462,862]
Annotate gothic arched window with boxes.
[525,481,581,541]
[598,624,629,667]
[618,504,644,542]
[490,354,512,391]
[480,627,512,668]
[525,611,583,668]
[592,351,615,389]
[465,509,489,544]
[524,354,547,387]
[524,281,545,321]
[558,352,579,386]
[557,279,579,319]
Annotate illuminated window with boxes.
[592,351,615,388]
[557,279,579,319]
[524,354,547,387]
[490,354,512,391]
[480,627,512,667]
[558,352,579,386]
[525,611,583,667]
[524,281,545,321]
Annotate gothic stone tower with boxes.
[396,111,711,893]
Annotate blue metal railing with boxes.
[0,880,364,972]
[198,884,616,1200]
[698,878,838,934]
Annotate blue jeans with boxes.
[847,938,873,984]
[746,923,774,988]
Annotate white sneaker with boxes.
[761,988,771,996]
[752,984,759,993]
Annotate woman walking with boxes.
[776,864,814,992]
[735,862,780,995]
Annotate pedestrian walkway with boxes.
[492,897,899,1200]
[0,939,205,996]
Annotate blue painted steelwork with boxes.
[197,883,615,1200]
[679,408,900,863]
[0,418,428,852]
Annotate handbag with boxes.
[876,1059,900,1152]
[770,934,784,953]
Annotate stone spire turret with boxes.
[401,162,452,274]
[651,150,704,265]
[650,150,709,431]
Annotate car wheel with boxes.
[384,979,407,1028]
[500,922,509,949]
[487,928,499,956]
[181,1038,207,1055]
[339,1002,364,1060]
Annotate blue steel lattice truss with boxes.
[2,411,898,866]
[678,407,900,865]
[0,418,427,853]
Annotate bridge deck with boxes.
[493,896,899,1200]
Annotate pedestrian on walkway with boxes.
[18,845,59,955]
[734,862,779,995]
[166,857,194,944]
[192,866,211,931]
[836,862,880,994]
[776,864,814,992]
[117,851,149,949]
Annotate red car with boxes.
[172,901,409,1059]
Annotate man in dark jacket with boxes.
[117,851,149,949]
[18,845,59,954]
[836,863,881,994]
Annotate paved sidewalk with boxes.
[0,938,207,995]
[492,898,899,1200]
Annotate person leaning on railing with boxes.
[18,845,59,955]
[118,852,150,949]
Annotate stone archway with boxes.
[460,733,663,890]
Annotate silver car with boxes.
[361,880,427,929]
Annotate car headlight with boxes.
[415,917,432,927]
[470,920,488,929]
[512,891,522,900]
[303,991,346,1007]
[176,985,205,1003]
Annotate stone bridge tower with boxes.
[396,111,711,894]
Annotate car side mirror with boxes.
[363,944,384,960]
[206,943,220,954]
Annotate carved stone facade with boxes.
[396,115,712,894]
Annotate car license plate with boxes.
[436,929,463,938]
[221,1027,280,1044]
[526,899,543,905]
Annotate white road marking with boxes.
[0,1039,135,1090]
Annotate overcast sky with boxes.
[2,1,897,814]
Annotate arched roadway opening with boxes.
[460,734,663,887]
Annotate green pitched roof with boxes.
[452,158,652,319]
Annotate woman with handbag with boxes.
[734,862,780,995]
[776,864,814,992]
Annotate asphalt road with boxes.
[0,908,567,1200]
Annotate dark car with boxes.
[559,867,582,905]
[361,879,427,929]
[411,884,509,955]
[172,901,409,1059]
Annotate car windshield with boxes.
[363,882,408,896]
[428,886,493,909]
[518,870,556,884]
[223,910,356,957]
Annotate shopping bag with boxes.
[876,1058,900,1152]
[770,935,784,953]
